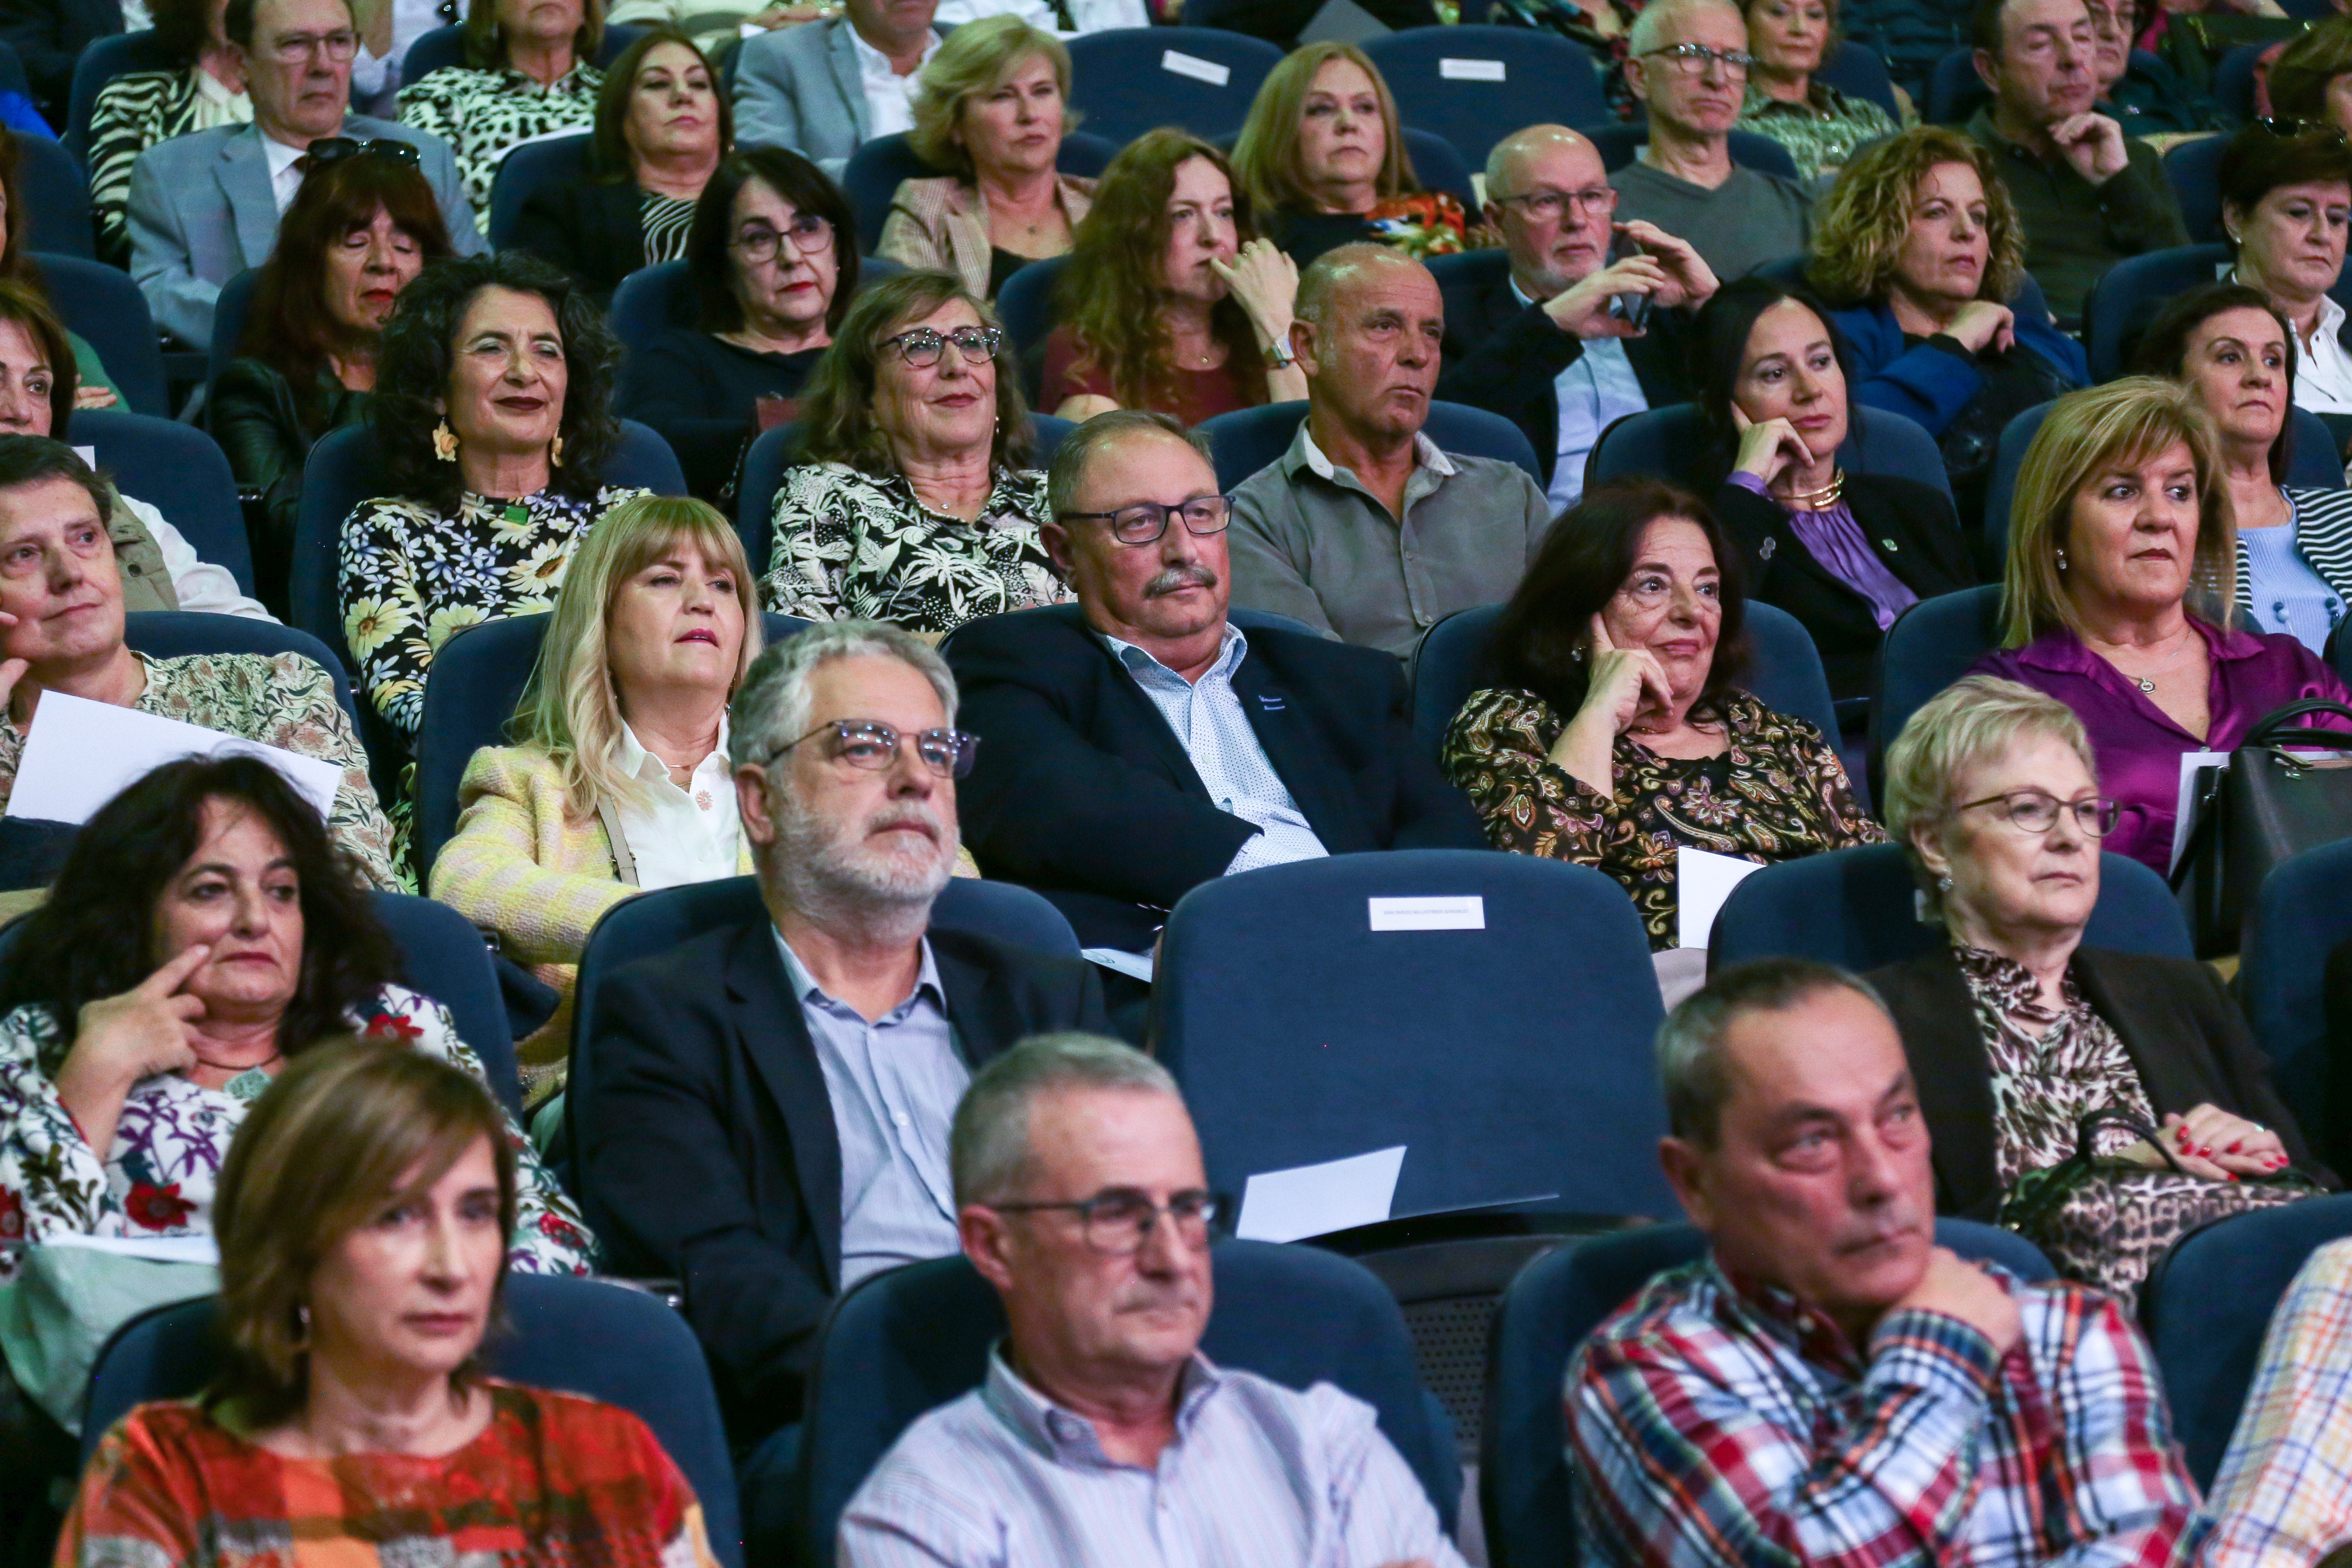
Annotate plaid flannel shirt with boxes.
[1570,1255,2206,1568]
[2201,1237,2352,1568]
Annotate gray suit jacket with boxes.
[732,17,879,177]
[126,115,485,352]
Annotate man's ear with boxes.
[1625,53,1651,104]
[735,762,778,848]
[1290,317,1321,377]
[1659,1136,1716,1232]
[961,1204,1018,1293]
[1039,517,1077,577]
[1972,46,2001,94]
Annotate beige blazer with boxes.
[876,172,1096,299]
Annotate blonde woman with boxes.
[877,15,1095,301]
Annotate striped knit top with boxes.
[2240,487,2352,650]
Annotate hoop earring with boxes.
[549,433,564,469]
[432,421,458,462]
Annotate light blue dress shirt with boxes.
[1514,277,1652,514]
[2240,502,2346,655]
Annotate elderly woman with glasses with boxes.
[758,270,1066,639]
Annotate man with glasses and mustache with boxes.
[839,1032,1466,1568]
[585,619,1105,1559]
[126,0,483,352]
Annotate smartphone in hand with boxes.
[1605,229,1653,334]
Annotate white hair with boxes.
[1627,0,1743,61]
[729,619,959,775]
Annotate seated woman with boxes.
[1973,376,2352,874]
[2265,16,2352,137]
[1808,128,2088,527]
[211,147,454,614]
[341,250,639,768]
[1229,43,1472,269]
[1694,276,1975,700]
[1037,129,1306,426]
[1734,0,1897,182]
[86,0,248,263]
[0,754,587,1275]
[1870,674,2322,1303]
[2137,282,2352,653]
[511,27,728,305]
[2214,120,2352,431]
[758,270,1066,636]
[3,129,122,408]
[615,147,856,502]
[1441,479,1884,953]
[398,0,607,213]
[56,1039,697,1566]
[879,16,1093,302]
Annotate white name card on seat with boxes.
[1439,56,1507,80]
[1676,846,1763,949]
[1236,1145,1406,1243]
[1161,49,1231,86]
[1367,894,1484,931]
[7,692,340,826]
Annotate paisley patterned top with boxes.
[1441,686,1885,949]
[758,463,1069,637]
[397,61,604,213]
[1734,80,1902,183]
[1955,942,2163,1185]
[0,985,595,1280]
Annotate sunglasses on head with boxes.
[298,137,424,175]
[2254,117,2349,146]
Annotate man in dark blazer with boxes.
[1437,125,1716,515]
[948,409,1487,956]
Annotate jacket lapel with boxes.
[2070,950,2202,1116]
[932,933,1022,1073]
[1087,628,1215,800]
[1892,951,2005,1216]
[1229,641,1363,851]
[220,129,283,269]
[722,920,845,1289]
[827,22,869,140]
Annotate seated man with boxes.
[1964,0,2187,328]
[1573,958,2207,1568]
[584,621,1106,1470]
[126,0,483,352]
[838,1032,1466,1567]
[732,0,941,177]
[1228,243,1552,658]
[1438,125,1716,513]
[1609,0,1815,283]
[2201,1235,2352,1567]
[2085,0,2214,139]
[948,410,1486,955]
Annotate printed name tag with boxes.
[1439,57,1507,80]
[1161,49,1232,86]
[1367,895,1486,931]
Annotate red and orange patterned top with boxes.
[55,1381,719,1568]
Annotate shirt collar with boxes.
[1289,420,1456,483]
[2009,615,2274,675]
[1704,1255,1871,1377]
[848,25,940,79]
[498,59,597,92]
[615,717,732,788]
[980,1341,1225,1467]
[260,132,310,179]
[1100,621,1249,683]
[774,930,944,1015]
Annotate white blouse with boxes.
[613,719,743,892]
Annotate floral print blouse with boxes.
[759,464,1069,637]
[0,651,403,893]
[0,985,595,1278]
[341,486,647,744]
[1441,686,1885,949]
[1735,80,1902,183]
[396,61,604,213]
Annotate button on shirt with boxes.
[837,1344,1469,1568]
[611,720,743,891]
[774,933,968,1289]
[851,28,940,141]
[2239,511,2346,654]
[1513,276,1649,513]
[1104,624,1329,882]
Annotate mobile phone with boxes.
[1605,230,1654,333]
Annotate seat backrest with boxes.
[1363,26,1605,168]
[1424,246,1510,294]
[2238,836,2352,1175]
[18,131,92,259]
[35,253,165,414]
[1866,582,2003,772]
[1152,850,1678,1225]
[1926,43,1988,122]
[1197,398,1540,491]
[78,409,253,595]
[2164,130,2228,245]
[2085,242,2230,381]
[66,30,181,163]
[1068,27,1283,144]
[1815,38,1901,116]
[487,132,593,252]
[2213,39,2272,122]
[1482,1218,2050,1568]
[993,251,1067,358]
[607,259,692,356]
[796,1239,1455,1567]
[1421,399,1544,484]
[1400,126,1477,210]
[82,1275,745,1568]
[1586,401,1952,504]
[371,888,520,1116]
[404,21,644,83]
[1579,122,1801,181]
[121,610,361,733]
[207,267,262,396]
[2140,1194,2352,1490]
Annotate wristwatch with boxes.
[1263,340,1296,371]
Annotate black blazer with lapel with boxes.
[509,179,645,305]
[1869,944,2323,1220]
[584,916,1106,1443]
[947,605,1488,951]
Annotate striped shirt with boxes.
[89,67,251,261]
[1571,1254,2206,1568]
[837,1345,1466,1568]
[2201,1237,2352,1567]
[641,190,697,268]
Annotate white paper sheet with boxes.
[1439,56,1507,79]
[7,692,340,825]
[1677,846,1763,949]
[2170,750,2230,874]
[1160,49,1231,86]
[1367,894,1485,931]
[1080,946,1155,982]
[1235,1145,1405,1243]
[38,1233,220,1264]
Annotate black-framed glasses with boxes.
[989,1188,1223,1256]
[1955,790,2119,836]
[1056,495,1234,546]
[1494,186,1617,222]
[1638,42,1755,75]
[2254,116,2349,145]
[883,325,1002,368]
[770,719,979,778]
[732,213,834,261]
[299,137,420,174]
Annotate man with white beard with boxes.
[584,620,1106,1559]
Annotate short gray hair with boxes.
[1295,241,1422,328]
[729,619,959,774]
[1627,0,1742,61]
[951,1032,1181,1206]
[1657,958,1890,1147]
[1044,408,1214,524]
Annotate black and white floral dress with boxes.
[758,463,1070,637]
[396,61,603,213]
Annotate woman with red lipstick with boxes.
[2214,121,2352,426]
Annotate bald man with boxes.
[1437,126,1717,512]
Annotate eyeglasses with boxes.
[989,1188,1222,1256]
[262,27,360,63]
[1638,42,1755,75]
[299,137,421,175]
[731,213,834,261]
[769,719,979,778]
[1055,495,1234,547]
[2254,116,2350,146]
[1494,186,1617,222]
[1955,789,2120,836]
[882,325,1003,368]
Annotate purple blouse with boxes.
[1728,472,1918,629]
[1969,619,2352,873]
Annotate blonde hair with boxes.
[1229,43,1418,213]
[511,494,764,821]
[906,15,1076,179]
[2000,377,2237,648]
[1806,127,2025,307]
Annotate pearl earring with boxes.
[1937,874,1953,894]
[2056,545,2068,572]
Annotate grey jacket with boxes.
[126,115,484,352]
[733,16,908,177]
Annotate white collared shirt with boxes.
[261,131,312,214]
[849,27,940,141]
[1294,423,1458,484]
[2224,265,2352,416]
[611,719,743,891]
[931,0,1147,30]
[1511,276,1650,512]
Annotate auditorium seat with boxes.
[1198,398,1542,491]
[1363,26,1606,167]
[1586,401,1951,506]
[35,254,167,415]
[1065,27,1283,145]
[2239,837,2352,1176]
[77,409,253,596]
[1866,583,2000,781]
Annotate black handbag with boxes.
[2171,698,2352,956]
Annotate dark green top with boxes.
[1963,105,2189,328]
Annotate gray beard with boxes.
[766,792,957,948]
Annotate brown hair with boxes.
[795,269,1034,475]
[590,27,730,186]
[463,0,603,71]
[1229,43,1419,213]
[1806,126,2026,306]
[2267,15,2352,123]
[2218,120,2352,256]
[0,279,77,436]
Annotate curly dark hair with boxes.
[371,251,622,514]
[796,269,1033,476]
[149,0,219,65]
[0,756,402,1052]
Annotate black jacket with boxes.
[510,178,644,305]
[947,605,1488,951]
[1712,473,1974,701]
[1435,273,1693,488]
[209,358,367,608]
[584,917,1105,1443]
[1870,944,2322,1220]
[0,0,120,118]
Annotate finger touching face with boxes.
[1734,298,1848,458]
[1602,515,1723,705]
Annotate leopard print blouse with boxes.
[1954,943,2160,1186]
[397,61,603,213]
